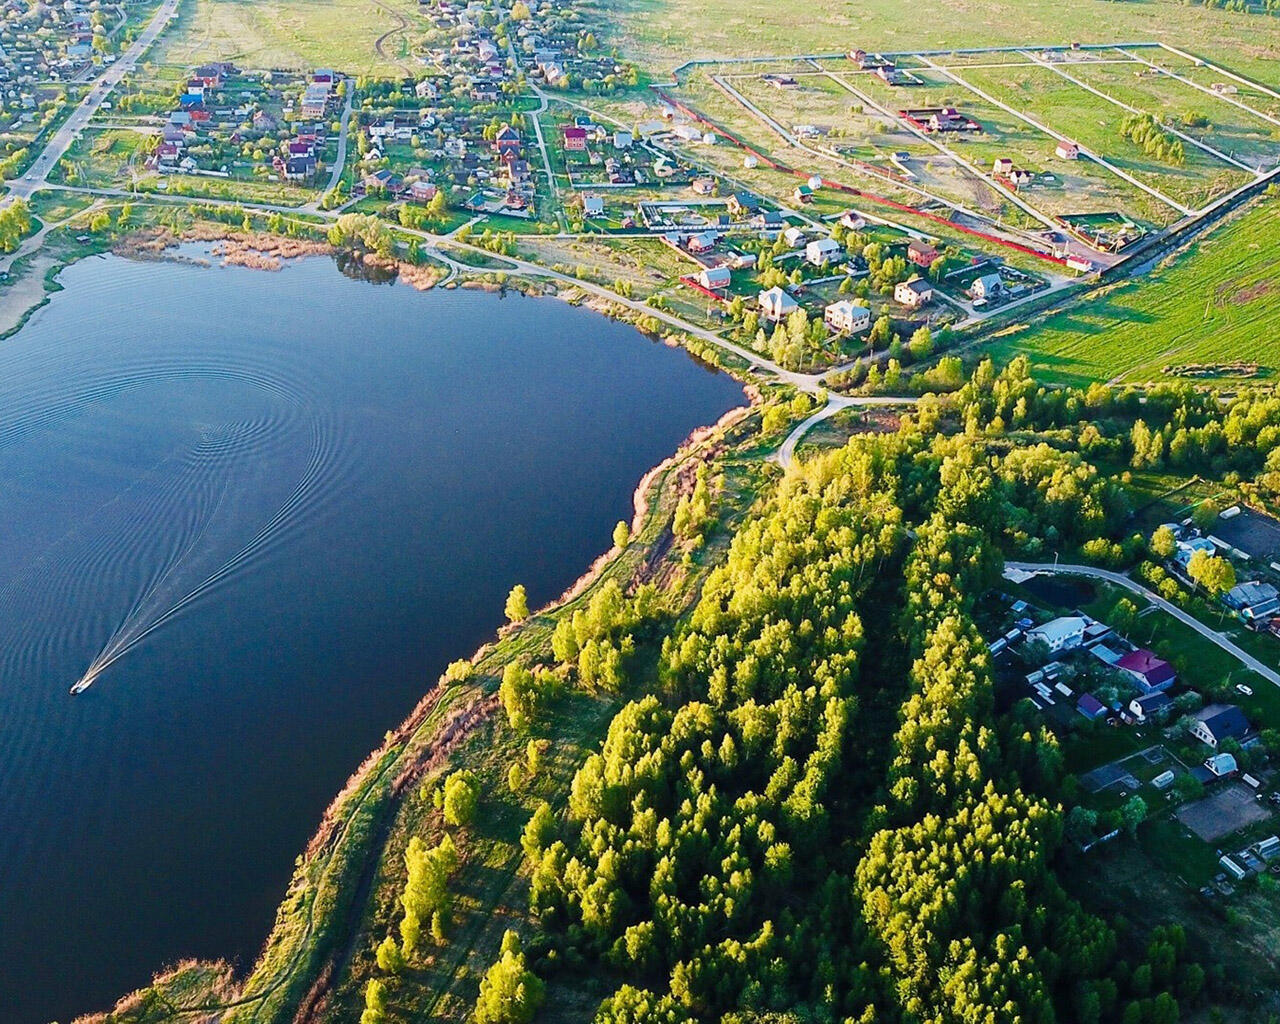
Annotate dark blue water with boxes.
[0,252,744,1023]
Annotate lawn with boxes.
[986,197,1280,386]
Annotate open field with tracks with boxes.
[986,197,1280,387]
[151,0,424,73]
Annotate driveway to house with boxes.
[5,0,179,203]
[1005,561,1280,688]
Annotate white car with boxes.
[1237,683,1254,697]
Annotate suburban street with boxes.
[1006,561,1280,688]
[5,0,180,203]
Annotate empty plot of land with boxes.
[154,0,425,73]
[987,200,1280,387]
[1177,783,1270,842]
[1065,60,1280,173]
[1213,509,1280,564]
[959,64,1252,210]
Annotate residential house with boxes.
[840,211,867,231]
[906,239,938,268]
[1056,140,1079,160]
[728,192,760,217]
[1027,615,1088,654]
[1128,691,1175,722]
[363,169,406,195]
[492,124,521,156]
[782,226,806,248]
[1175,537,1217,568]
[562,126,588,151]
[1224,581,1280,623]
[686,230,717,254]
[824,300,871,335]
[613,129,633,149]
[1116,649,1176,693]
[805,237,843,267]
[970,273,1003,301]
[894,278,933,309]
[284,155,316,180]
[691,176,715,196]
[582,194,605,217]
[698,266,732,292]
[1076,693,1107,720]
[1205,752,1239,777]
[758,286,799,323]
[755,210,785,237]
[1190,704,1250,748]
[410,180,438,203]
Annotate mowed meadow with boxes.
[987,199,1280,387]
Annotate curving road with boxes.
[1005,561,1280,688]
[6,0,180,203]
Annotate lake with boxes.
[0,250,745,1023]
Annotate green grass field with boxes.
[609,0,1280,86]
[987,197,1280,386]
[153,0,425,73]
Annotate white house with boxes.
[971,273,1003,301]
[582,194,605,217]
[894,278,933,309]
[1190,704,1250,748]
[782,226,807,248]
[759,286,799,323]
[805,237,843,267]
[1026,616,1087,654]
[613,129,633,149]
[824,300,871,335]
[698,266,732,291]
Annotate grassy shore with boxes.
[77,334,781,1022]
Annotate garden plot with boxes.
[1178,783,1271,843]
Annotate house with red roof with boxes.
[562,126,588,152]
[1116,649,1176,693]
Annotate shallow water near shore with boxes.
[0,250,745,1023]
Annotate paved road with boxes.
[6,0,180,203]
[1006,561,1280,688]
[772,393,914,468]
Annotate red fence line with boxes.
[653,90,1068,267]
[679,275,728,302]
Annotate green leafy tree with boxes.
[443,769,480,826]
[1150,525,1177,560]
[1187,549,1235,595]
[475,930,544,1024]
[505,583,530,623]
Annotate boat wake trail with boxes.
[0,354,352,695]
